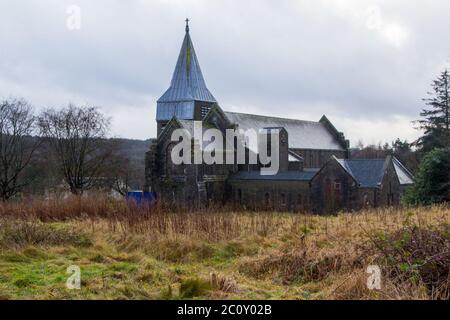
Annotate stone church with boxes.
[144,22,414,214]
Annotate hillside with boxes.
[111,138,152,163]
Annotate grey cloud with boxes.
[0,0,449,143]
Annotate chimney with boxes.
[258,127,289,173]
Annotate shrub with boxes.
[179,278,211,299]
[369,225,450,299]
[239,250,346,284]
[0,218,92,249]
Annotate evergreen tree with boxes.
[416,70,450,152]
[403,148,450,205]
[392,138,411,154]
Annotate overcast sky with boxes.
[1,0,449,146]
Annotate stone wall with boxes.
[310,157,410,214]
[378,159,402,207]
[229,180,311,212]
[310,159,360,214]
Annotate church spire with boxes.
[156,20,217,122]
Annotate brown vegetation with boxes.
[0,195,448,300]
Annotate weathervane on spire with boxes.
[185,18,190,33]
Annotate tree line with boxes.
[0,100,141,201]
[351,139,420,173]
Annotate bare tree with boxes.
[105,154,133,196]
[102,139,144,196]
[351,142,389,159]
[0,98,40,200]
[38,105,112,195]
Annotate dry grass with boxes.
[0,195,448,300]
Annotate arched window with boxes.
[280,193,286,207]
[325,178,332,194]
[325,178,332,212]
[166,144,175,175]
[363,193,369,207]
[388,182,394,205]
[265,193,271,207]
[334,181,342,191]
[297,194,303,211]
[171,186,177,202]
[166,143,184,175]
[333,179,342,205]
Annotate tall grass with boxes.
[0,195,305,240]
[0,195,448,300]
[0,195,448,242]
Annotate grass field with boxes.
[0,197,448,300]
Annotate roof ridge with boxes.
[342,158,387,188]
[224,111,320,125]
[392,157,415,181]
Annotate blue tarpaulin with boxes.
[126,191,157,206]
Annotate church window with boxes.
[280,193,286,207]
[171,186,177,202]
[166,144,174,174]
[265,193,271,207]
[363,193,369,207]
[297,194,303,208]
[334,180,342,203]
[166,143,183,175]
[334,181,342,191]
[325,178,332,194]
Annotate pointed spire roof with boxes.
[157,20,217,104]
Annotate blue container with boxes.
[127,191,157,206]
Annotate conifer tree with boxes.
[416,70,450,152]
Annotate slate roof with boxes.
[230,170,319,182]
[157,24,217,121]
[336,159,387,188]
[334,157,415,188]
[224,112,345,152]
